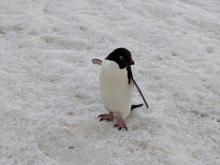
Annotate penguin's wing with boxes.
[92,59,102,65]
[127,67,148,110]
[126,66,133,84]
[131,78,149,110]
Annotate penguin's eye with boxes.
[119,56,123,60]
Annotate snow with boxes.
[0,0,220,164]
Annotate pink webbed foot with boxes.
[114,119,128,131]
[98,112,113,121]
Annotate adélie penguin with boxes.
[92,48,148,130]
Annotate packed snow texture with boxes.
[0,0,220,165]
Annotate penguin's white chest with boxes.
[99,60,133,119]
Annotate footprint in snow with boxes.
[41,35,90,51]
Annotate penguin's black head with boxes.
[105,48,135,69]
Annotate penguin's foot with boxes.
[114,119,128,131]
[98,112,113,121]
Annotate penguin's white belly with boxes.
[99,60,133,119]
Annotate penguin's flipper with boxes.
[92,59,102,65]
[131,78,149,110]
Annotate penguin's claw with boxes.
[98,113,113,122]
[114,119,128,131]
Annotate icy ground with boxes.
[0,0,220,164]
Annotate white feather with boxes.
[99,60,133,119]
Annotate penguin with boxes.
[92,48,148,130]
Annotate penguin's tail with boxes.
[131,104,143,111]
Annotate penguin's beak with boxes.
[130,60,135,65]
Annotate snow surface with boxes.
[0,0,220,164]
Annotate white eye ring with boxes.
[119,56,123,60]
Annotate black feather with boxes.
[131,104,143,111]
